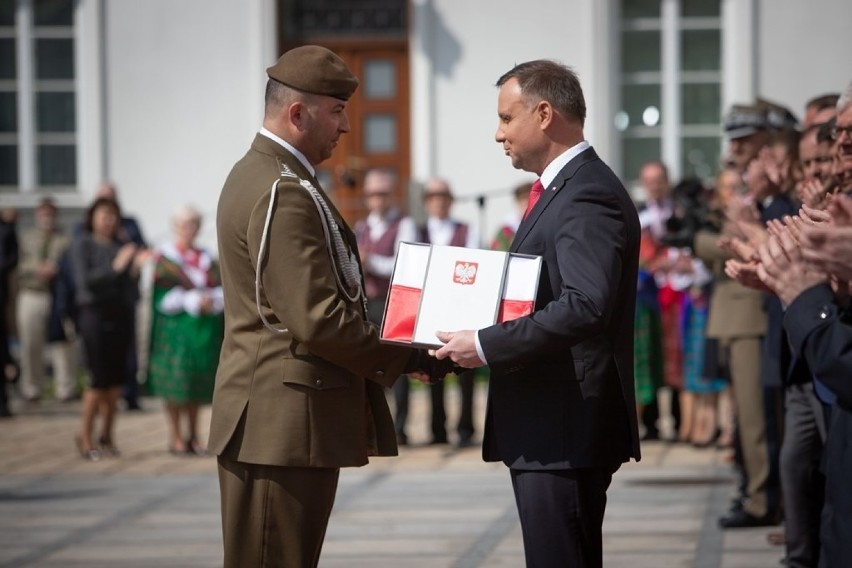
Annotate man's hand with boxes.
[408,371,433,385]
[407,351,457,384]
[827,194,852,227]
[725,258,774,293]
[799,225,852,282]
[720,235,758,262]
[797,178,829,209]
[430,330,484,369]
[724,194,758,225]
[757,230,828,306]
[799,204,831,226]
[35,261,57,283]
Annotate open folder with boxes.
[380,242,543,349]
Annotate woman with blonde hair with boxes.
[147,205,224,455]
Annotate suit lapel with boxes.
[510,148,599,253]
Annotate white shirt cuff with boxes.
[474,331,488,365]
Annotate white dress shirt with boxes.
[259,127,315,178]
[473,141,592,364]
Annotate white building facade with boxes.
[2,0,850,248]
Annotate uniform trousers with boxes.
[16,289,76,400]
[728,336,771,518]
[218,455,339,568]
[510,466,615,568]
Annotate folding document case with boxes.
[380,242,542,349]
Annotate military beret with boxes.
[723,104,768,139]
[266,45,359,101]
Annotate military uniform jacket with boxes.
[694,229,767,339]
[208,134,413,468]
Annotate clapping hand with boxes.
[112,243,138,271]
[757,229,828,306]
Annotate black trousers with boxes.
[430,369,475,443]
[510,466,616,568]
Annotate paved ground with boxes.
[0,384,785,567]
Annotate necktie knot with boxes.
[523,179,545,220]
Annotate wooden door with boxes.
[314,43,410,225]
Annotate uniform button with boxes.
[315,378,323,387]
[819,305,831,319]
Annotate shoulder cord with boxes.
[255,164,364,334]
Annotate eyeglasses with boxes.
[831,125,852,140]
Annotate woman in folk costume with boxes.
[634,229,664,433]
[147,205,224,455]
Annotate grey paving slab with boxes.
[0,387,787,567]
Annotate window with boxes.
[617,0,722,185]
[0,0,77,193]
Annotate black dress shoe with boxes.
[718,509,777,529]
[455,437,475,449]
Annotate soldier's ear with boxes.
[289,101,308,130]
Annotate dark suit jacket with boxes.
[784,283,852,566]
[478,147,641,470]
[209,134,415,468]
[759,194,798,387]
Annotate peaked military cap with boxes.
[756,97,799,131]
[723,104,768,139]
[266,45,358,101]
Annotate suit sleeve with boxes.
[479,181,627,364]
[784,283,852,407]
[247,180,413,384]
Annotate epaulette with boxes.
[277,159,300,180]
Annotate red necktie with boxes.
[523,179,545,220]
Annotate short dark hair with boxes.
[496,60,586,126]
[36,196,57,213]
[806,93,840,112]
[83,197,121,235]
[817,117,837,144]
[264,78,289,118]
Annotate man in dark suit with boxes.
[209,46,444,568]
[755,192,852,568]
[433,59,641,568]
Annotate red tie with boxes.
[523,179,545,220]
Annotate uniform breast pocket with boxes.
[282,358,350,391]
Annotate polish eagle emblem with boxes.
[453,261,478,285]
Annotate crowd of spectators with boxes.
[0,188,223,462]
[634,80,852,567]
